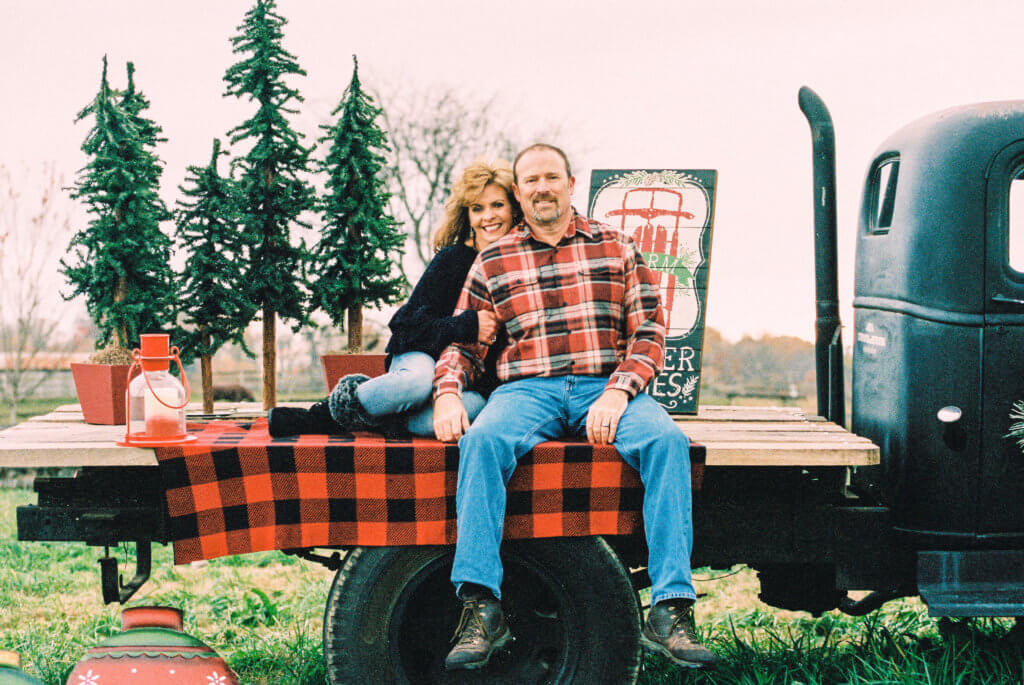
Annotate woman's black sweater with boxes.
[385,244,503,395]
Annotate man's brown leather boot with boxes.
[444,589,512,671]
[641,600,719,668]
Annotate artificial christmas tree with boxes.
[175,139,256,413]
[63,57,176,351]
[224,0,315,408]
[63,58,177,423]
[311,56,407,353]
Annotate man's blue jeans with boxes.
[356,351,486,437]
[450,375,696,606]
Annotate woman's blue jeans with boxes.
[355,351,486,437]
[450,375,696,606]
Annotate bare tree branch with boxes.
[376,85,549,271]
[0,163,80,425]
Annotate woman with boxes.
[269,159,519,437]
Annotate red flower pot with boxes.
[70,363,140,425]
[320,353,386,391]
[67,606,237,684]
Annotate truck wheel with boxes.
[323,537,642,684]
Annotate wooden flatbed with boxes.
[0,403,878,468]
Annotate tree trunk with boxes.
[347,212,363,353]
[201,354,214,414]
[263,304,276,409]
[347,306,362,353]
[115,276,128,349]
[201,326,213,414]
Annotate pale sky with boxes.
[2,0,1020,342]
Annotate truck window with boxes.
[868,157,899,234]
[1010,170,1024,273]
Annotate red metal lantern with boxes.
[117,334,196,447]
[67,606,238,684]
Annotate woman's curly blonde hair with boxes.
[431,158,522,252]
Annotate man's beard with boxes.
[529,198,562,225]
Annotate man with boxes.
[433,144,717,671]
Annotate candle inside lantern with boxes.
[144,386,181,437]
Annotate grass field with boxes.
[1,489,1023,683]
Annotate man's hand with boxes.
[476,310,498,344]
[586,389,630,444]
[434,393,470,442]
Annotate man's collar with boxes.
[514,208,595,243]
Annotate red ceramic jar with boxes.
[67,607,237,684]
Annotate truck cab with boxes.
[852,101,1024,615]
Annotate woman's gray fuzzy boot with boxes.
[328,374,385,433]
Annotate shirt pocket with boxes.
[494,276,542,337]
[581,256,626,314]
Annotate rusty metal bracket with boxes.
[99,541,152,604]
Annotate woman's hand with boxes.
[434,393,470,442]
[476,310,498,344]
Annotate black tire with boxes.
[323,537,642,684]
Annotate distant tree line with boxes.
[700,328,822,400]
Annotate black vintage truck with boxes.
[5,87,1024,683]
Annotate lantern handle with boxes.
[131,347,191,410]
[123,357,142,444]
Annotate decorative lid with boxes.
[80,606,210,653]
[139,333,170,371]
[122,606,183,632]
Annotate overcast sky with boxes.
[3,0,1020,342]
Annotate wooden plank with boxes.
[688,407,818,422]
[8,420,866,446]
[2,422,134,443]
[676,420,847,432]
[1,403,878,469]
[704,443,879,466]
[0,443,156,467]
[683,431,876,444]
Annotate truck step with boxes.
[919,550,1024,617]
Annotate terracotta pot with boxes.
[320,353,387,391]
[70,363,140,425]
[0,651,42,684]
[67,606,238,684]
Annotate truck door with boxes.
[981,139,1024,537]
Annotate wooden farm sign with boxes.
[588,169,717,414]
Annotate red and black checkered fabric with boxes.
[155,419,702,565]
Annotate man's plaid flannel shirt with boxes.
[434,211,666,398]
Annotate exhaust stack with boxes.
[798,86,845,425]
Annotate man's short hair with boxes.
[513,143,573,183]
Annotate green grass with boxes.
[1,488,1022,683]
[0,396,77,429]
[641,571,1024,684]
[0,489,331,684]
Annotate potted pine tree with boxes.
[63,59,177,424]
[311,56,407,390]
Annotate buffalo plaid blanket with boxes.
[154,419,703,564]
